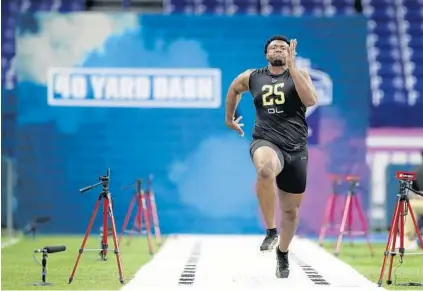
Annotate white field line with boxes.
[121,235,388,291]
[1,237,20,248]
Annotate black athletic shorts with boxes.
[249,139,308,193]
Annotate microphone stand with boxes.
[32,249,52,286]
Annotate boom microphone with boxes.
[34,245,66,254]
[32,245,66,286]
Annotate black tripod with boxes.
[68,169,124,284]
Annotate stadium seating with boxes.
[362,0,406,106]
[364,0,423,108]
[397,0,423,105]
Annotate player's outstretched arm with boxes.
[225,69,253,123]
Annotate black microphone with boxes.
[34,246,66,254]
[32,245,65,286]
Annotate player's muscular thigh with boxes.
[253,147,282,179]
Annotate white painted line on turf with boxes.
[121,235,197,290]
[1,238,19,248]
[290,237,386,290]
[121,235,388,291]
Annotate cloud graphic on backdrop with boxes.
[91,34,210,68]
[166,40,209,67]
[16,13,212,135]
[17,13,139,85]
[168,135,257,219]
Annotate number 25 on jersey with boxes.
[261,83,285,106]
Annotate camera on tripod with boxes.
[80,169,111,194]
[69,168,125,285]
[396,171,416,181]
[99,172,109,186]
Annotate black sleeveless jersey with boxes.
[248,67,308,152]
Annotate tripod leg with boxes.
[318,194,335,245]
[119,193,137,244]
[148,190,162,246]
[69,199,102,284]
[101,198,109,261]
[107,196,125,284]
[141,194,155,255]
[137,196,143,235]
[353,194,374,256]
[128,196,142,244]
[330,194,338,228]
[335,193,352,255]
[405,202,423,250]
[378,198,400,286]
[398,200,405,255]
[347,195,354,246]
[386,200,403,285]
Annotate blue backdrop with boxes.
[15,13,370,235]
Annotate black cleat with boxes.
[275,247,290,278]
[260,230,278,251]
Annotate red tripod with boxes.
[119,179,155,255]
[145,175,162,246]
[334,175,374,256]
[378,172,423,287]
[318,174,343,245]
[68,169,124,284]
